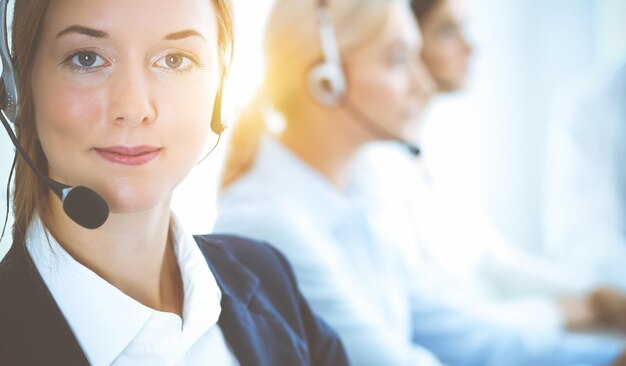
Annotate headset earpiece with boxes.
[308,61,346,107]
[210,71,226,135]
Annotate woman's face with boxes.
[31,0,221,214]
[419,0,472,92]
[344,2,434,139]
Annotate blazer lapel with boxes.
[199,242,308,366]
[0,243,89,365]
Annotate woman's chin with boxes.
[100,187,171,216]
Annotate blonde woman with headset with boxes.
[214,0,626,365]
[353,0,626,340]
[0,0,348,364]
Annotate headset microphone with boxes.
[310,0,421,157]
[0,112,109,229]
[343,99,421,157]
[1,0,109,229]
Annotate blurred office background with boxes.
[421,0,626,253]
[1,0,625,259]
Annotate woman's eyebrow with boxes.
[55,27,205,41]
[56,25,108,39]
[164,29,206,41]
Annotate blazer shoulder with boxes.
[193,234,349,366]
[0,253,17,314]
[193,233,295,285]
[193,233,302,339]
[0,244,30,303]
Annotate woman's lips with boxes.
[94,146,162,166]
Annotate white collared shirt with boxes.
[26,215,239,366]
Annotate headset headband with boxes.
[0,0,18,124]
[316,2,342,67]
[309,0,347,107]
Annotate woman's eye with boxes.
[390,53,409,66]
[154,53,198,72]
[437,24,458,39]
[166,54,183,68]
[68,51,107,69]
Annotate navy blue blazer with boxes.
[0,234,349,366]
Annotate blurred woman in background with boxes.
[214,0,626,364]
[413,0,472,92]
[352,0,626,339]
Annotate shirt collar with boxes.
[250,136,357,229]
[170,213,222,347]
[25,213,222,365]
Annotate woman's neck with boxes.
[46,194,183,316]
[280,111,369,191]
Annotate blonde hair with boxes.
[221,0,405,188]
[9,0,234,247]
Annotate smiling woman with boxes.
[0,0,348,365]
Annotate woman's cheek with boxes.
[36,86,105,158]
[170,95,215,160]
[42,82,104,124]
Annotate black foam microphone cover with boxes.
[405,143,421,157]
[62,186,109,230]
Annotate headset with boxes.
[308,0,347,107]
[309,0,421,156]
[0,0,227,229]
[0,0,15,123]
[211,71,227,135]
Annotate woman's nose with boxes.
[412,59,437,99]
[107,65,157,127]
[461,35,474,56]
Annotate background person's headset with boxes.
[308,0,421,156]
[308,0,346,107]
[0,0,228,229]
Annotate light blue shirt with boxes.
[350,142,596,320]
[215,136,623,366]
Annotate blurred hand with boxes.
[590,288,626,330]
[559,296,595,330]
[611,351,626,366]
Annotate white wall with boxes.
[595,0,626,66]
[422,0,624,251]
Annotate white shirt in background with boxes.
[352,142,599,303]
[215,136,623,366]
